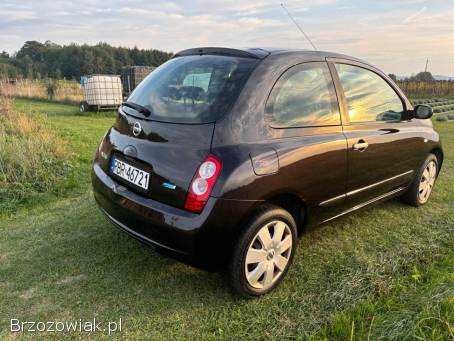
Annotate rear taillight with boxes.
[184,155,222,213]
[94,133,106,162]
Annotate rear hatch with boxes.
[101,52,259,209]
[107,111,213,208]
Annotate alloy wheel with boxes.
[244,220,293,290]
[418,160,437,204]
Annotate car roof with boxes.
[174,46,369,65]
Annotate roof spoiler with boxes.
[173,47,269,60]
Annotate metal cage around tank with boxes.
[121,66,155,97]
[79,74,122,112]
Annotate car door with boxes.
[262,61,349,223]
[328,59,423,207]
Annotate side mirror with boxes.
[413,105,433,119]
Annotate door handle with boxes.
[352,140,369,151]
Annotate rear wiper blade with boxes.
[122,101,152,117]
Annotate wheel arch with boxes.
[430,147,443,173]
[263,193,307,235]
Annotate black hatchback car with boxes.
[92,47,443,297]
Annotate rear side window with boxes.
[127,55,259,124]
[265,62,341,128]
[335,63,404,123]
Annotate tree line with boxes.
[0,40,173,80]
[388,71,437,82]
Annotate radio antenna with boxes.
[280,3,318,51]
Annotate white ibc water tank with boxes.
[82,75,122,107]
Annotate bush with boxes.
[0,97,71,210]
[46,80,58,100]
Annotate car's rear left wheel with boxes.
[227,204,297,297]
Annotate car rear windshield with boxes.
[127,54,259,123]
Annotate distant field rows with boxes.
[411,98,454,115]
[397,80,454,98]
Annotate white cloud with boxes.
[0,0,453,75]
[0,9,37,19]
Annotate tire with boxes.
[226,204,297,298]
[401,154,438,207]
[79,101,90,113]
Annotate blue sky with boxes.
[1,0,453,75]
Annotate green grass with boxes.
[1,99,453,339]
[0,98,71,213]
[0,98,115,215]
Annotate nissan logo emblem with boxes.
[132,122,142,137]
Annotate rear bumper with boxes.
[92,163,258,268]
[97,205,190,255]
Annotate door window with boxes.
[265,62,341,128]
[335,64,404,123]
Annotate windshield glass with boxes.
[127,55,259,123]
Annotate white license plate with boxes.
[110,157,150,190]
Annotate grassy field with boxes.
[0,98,72,213]
[1,98,453,340]
[0,79,83,104]
[0,98,114,215]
